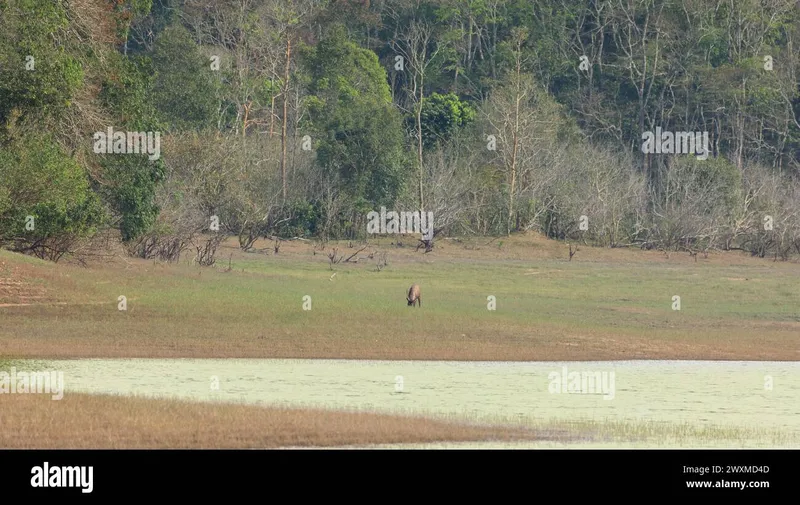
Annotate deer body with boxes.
[407,284,421,307]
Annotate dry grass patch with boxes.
[0,392,545,449]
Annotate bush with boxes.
[0,131,106,261]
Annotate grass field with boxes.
[1,232,798,361]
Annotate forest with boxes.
[1,0,799,264]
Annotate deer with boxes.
[407,284,421,307]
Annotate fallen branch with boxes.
[344,245,368,262]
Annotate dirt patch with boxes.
[0,263,51,305]
[744,319,800,329]
[0,329,794,361]
[0,301,114,308]
[611,306,657,315]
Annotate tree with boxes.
[151,24,219,132]
[0,125,105,261]
[418,92,476,149]
[392,18,441,215]
[97,53,165,243]
[303,24,407,219]
[484,28,562,235]
[0,0,83,131]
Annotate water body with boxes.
[15,359,800,448]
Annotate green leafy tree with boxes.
[0,128,105,260]
[0,0,83,128]
[418,92,475,149]
[302,25,407,208]
[150,24,219,132]
[97,53,165,242]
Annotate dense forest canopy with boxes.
[1,0,799,263]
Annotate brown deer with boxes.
[407,284,421,307]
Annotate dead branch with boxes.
[344,244,368,262]
[568,242,579,261]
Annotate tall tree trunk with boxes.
[736,78,746,173]
[508,55,521,236]
[417,74,425,214]
[280,36,291,203]
[291,82,300,181]
[243,102,249,137]
[467,16,473,72]
[509,130,518,235]
[270,95,275,138]
[490,1,498,79]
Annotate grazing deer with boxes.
[407,284,421,307]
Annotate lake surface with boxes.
[13,358,800,448]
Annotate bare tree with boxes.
[268,0,318,202]
[391,17,441,215]
[483,28,563,235]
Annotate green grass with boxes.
[1,235,799,360]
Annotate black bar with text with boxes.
[1,449,790,498]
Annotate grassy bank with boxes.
[0,392,546,449]
[1,233,799,361]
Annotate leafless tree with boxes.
[391,16,441,214]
